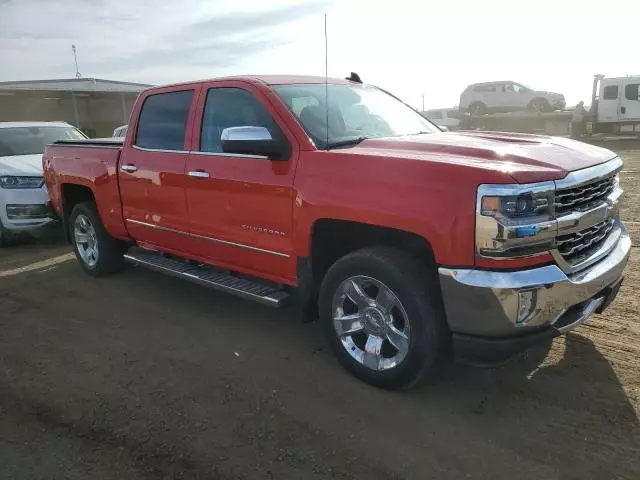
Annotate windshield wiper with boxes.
[326,136,369,150]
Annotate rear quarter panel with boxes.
[43,144,129,239]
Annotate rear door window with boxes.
[135,90,194,151]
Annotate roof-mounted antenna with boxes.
[324,14,329,150]
[346,72,362,83]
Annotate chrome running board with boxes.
[124,249,290,307]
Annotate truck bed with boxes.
[53,138,124,147]
[43,140,129,240]
[458,111,573,135]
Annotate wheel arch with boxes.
[60,183,96,241]
[528,97,550,111]
[296,218,438,321]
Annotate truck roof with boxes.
[0,121,73,129]
[143,75,354,93]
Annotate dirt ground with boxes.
[1,143,639,480]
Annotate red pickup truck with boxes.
[43,75,630,389]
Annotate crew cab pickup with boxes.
[43,75,630,389]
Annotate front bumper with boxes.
[0,186,54,233]
[438,226,631,361]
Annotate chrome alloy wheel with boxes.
[332,276,411,371]
[74,213,99,268]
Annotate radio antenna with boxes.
[324,13,329,150]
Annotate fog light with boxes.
[516,289,538,325]
[6,204,48,220]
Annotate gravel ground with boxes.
[0,142,639,480]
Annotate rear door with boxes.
[497,82,520,110]
[118,88,197,252]
[622,79,640,121]
[184,81,299,283]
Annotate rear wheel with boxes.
[469,102,486,116]
[319,247,449,389]
[69,202,125,276]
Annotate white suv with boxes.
[0,121,86,245]
[459,81,565,116]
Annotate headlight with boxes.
[481,192,553,219]
[0,176,44,189]
[476,182,556,258]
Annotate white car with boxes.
[0,121,86,246]
[112,125,128,138]
[459,81,566,116]
[423,108,460,130]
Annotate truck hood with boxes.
[348,132,617,183]
[0,154,44,176]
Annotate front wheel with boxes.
[528,98,550,113]
[69,202,125,276]
[319,247,449,389]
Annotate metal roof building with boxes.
[0,78,152,138]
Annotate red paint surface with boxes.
[43,76,619,286]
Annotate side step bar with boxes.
[123,249,290,308]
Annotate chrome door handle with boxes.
[120,164,138,173]
[188,170,210,178]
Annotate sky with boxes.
[1,0,638,109]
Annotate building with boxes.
[0,78,151,138]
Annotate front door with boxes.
[184,82,298,283]
[118,88,196,252]
[598,80,621,123]
[498,82,521,111]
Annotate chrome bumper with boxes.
[438,226,631,338]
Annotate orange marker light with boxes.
[481,196,500,214]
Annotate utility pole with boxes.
[72,44,82,78]
[422,94,425,112]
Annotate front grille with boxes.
[6,204,49,220]
[554,174,616,215]
[556,218,615,264]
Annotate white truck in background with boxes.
[591,75,640,133]
[458,74,640,136]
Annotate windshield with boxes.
[0,126,86,157]
[273,83,439,149]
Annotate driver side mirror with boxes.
[220,126,287,160]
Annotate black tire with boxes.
[0,220,10,247]
[528,98,550,113]
[319,247,449,389]
[69,201,125,276]
[469,102,486,116]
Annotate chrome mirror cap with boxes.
[221,126,273,142]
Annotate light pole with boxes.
[72,44,82,79]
